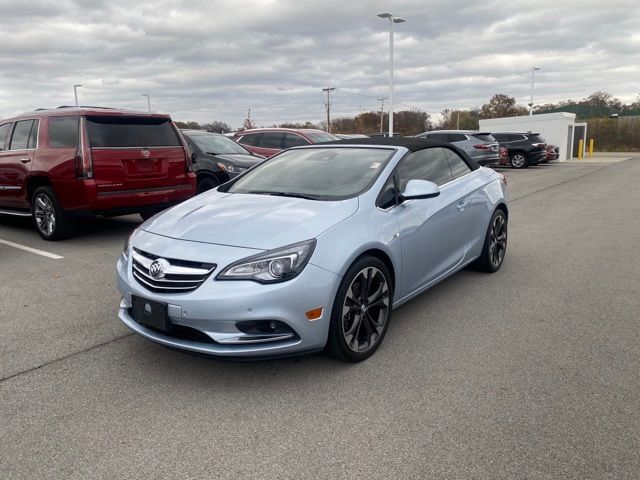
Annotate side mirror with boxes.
[191,152,198,163]
[400,179,440,201]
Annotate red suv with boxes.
[0,107,196,240]
[235,128,340,157]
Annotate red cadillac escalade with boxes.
[0,106,196,240]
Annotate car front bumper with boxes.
[116,233,341,358]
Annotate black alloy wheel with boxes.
[473,209,508,273]
[326,256,393,362]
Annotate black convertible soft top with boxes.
[322,136,480,170]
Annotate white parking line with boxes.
[0,239,64,260]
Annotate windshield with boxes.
[224,147,394,200]
[304,131,341,143]
[186,132,249,155]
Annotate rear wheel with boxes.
[326,256,393,362]
[473,209,508,273]
[31,186,76,240]
[509,153,528,169]
[196,175,221,194]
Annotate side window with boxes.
[238,133,259,146]
[9,120,35,150]
[0,123,11,150]
[396,147,453,190]
[283,133,308,149]
[377,176,397,209]
[258,132,284,149]
[27,120,39,149]
[447,133,467,143]
[428,133,447,141]
[49,116,79,148]
[444,148,472,180]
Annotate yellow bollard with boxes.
[578,139,584,160]
[589,139,594,158]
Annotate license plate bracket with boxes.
[131,296,171,332]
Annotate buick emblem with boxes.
[149,258,170,279]
[141,148,150,157]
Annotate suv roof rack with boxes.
[56,105,115,110]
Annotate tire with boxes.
[509,153,528,169]
[473,209,508,273]
[31,186,76,241]
[196,175,221,194]
[326,256,394,362]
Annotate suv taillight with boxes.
[532,143,546,148]
[473,144,489,150]
[76,117,93,179]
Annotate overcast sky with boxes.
[0,0,638,128]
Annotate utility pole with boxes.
[73,84,83,107]
[378,97,387,133]
[529,66,541,116]
[322,87,335,133]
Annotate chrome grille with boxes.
[131,248,216,294]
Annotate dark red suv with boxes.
[0,107,196,240]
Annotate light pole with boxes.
[142,93,151,114]
[73,84,83,107]
[378,13,405,137]
[529,67,540,116]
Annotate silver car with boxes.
[415,130,500,166]
[117,138,509,362]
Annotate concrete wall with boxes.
[479,112,585,162]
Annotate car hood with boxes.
[143,190,359,249]
[213,153,262,167]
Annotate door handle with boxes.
[20,158,31,164]
[456,201,469,211]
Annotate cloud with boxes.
[0,0,638,128]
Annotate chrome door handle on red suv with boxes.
[20,158,31,163]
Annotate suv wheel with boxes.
[31,186,76,240]
[509,153,528,169]
[197,175,221,194]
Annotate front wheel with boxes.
[326,256,393,362]
[31,186,76,240]
[473,209,508,273]
[509,153,528,169]
[196,176,221,194]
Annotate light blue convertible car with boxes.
[117,137,509,362]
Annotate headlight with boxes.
[217,239,316,284]
[217,162,246,174]
[123,229,138,259]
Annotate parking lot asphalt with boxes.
[1,159,639,479]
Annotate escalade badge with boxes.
[141,149,150,157]
[149,258,170,279]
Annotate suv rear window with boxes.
[473,134,496,142]
[87,116,181,148]
[527,134,546,143]
[238,133,260,146]
[49,116,79,148]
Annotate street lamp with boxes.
[529,67,541,116]
[142,93,151,114]
[73,84,83,107]
[378,12,405,136]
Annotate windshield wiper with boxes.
[246,190,322,200]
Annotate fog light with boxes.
[305,307,324,321]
